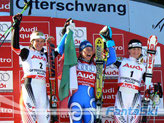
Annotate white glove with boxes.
[66,19,75,32]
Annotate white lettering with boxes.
[103,94,115,100]
[115,46,123,51]
[0,58,11,63]
[77,72,95,79]
[0,83,6,88]
[0,3,10,10]
[20,34,30,39]
[103,88,115,93]
[105,70,119,75]
[20,27,38,32]
[0,108,13,113]
[20,33,49,40]
[122,83,135,89]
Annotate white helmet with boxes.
[30,31,45,42]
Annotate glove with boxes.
[12,13,22,28]
[150,94,160,104]
[61,18,75,35]
[154,82,163,98]
[145,82,163,100]
[106,40,115,48]
[66,19,75,32]
[144,83,154,99]
[99,25,112,41]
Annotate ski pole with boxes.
[0,2,31,47]
[1,2,30,39]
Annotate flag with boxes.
[58,29,78,109]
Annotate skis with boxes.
[145,35,158,90]
[141,35,158,123]
[95,37,104,123]
[46,36,58,123]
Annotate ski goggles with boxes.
[128,42,142,49]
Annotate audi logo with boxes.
[0,23,9,32]
[0,72,10,82]
[59,28,85,38]
[74,29,84,38]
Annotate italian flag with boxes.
[58,29,78,110]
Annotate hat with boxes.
[128,39,142,49]
[79,40,93,52]
[30,31,45,42]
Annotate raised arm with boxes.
[11,14,22,55]
[99,25,117,66]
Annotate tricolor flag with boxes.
[58,29,78,109]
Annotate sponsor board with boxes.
[105,64,119,79]
[0,46,13,68]
[0,0,10,12]
[19,70,23,91]
[0,95,14,118]
[93,33,125,56]
[0,22,11,41]
[19,21,50,42]
[103,83,117,105]
[113,34,125,55]
[59,113,70,123]
[102,113,114,123]
[0,71,13,92]
[56,27,87,47]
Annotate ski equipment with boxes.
[141,35,158,123]
[46,36,58,122]
[95,37,104,123]
[151,82,163,108]
[0,1,31,47]
[145,35,158,90]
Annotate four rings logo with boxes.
[0,71,13,91]
[0,22,11,41]
[0,23,9,32]
[59,28,85,38]
[56,27,87,46]
[0,72,10,82]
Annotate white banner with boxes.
[56,27,87,47]
[0,22,11,41]
[13,0,129,31]
[0,71,13,92]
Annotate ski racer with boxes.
[100,26,163,123]
[57,19,117,123]
[11,14,58,123]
